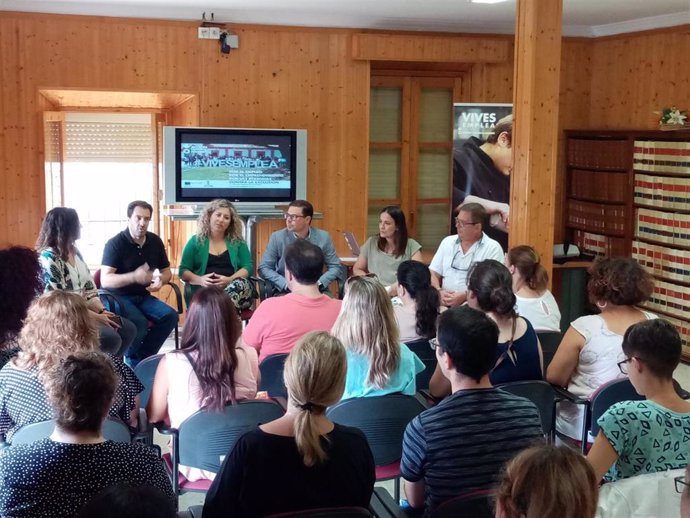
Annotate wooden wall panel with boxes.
[588,27,690,129]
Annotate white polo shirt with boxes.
[429,233,504,293]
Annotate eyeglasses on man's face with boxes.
[675,475,689,493]
[429,337,440,350]
[284,213,306,221]
[617,356,643,375]
[455,217,478,229]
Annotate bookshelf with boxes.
[565,129,690,359]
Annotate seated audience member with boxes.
[76,483,175,518]
[179,199,254,310]
[394,260,440,343]
[258,200,343,294]
[587,319,690,482]
[243,240,341,361]
[0,291,143,442]
[506,245,561,332]
[203,332,375,518]
[0,352,173,518]
[400,306,543,514]
[495,445,598,518]
[547,257,655,441]
[428,260,542,398]
[37,207,137,356]
[353,206,422,292]
[681,464,690,518]
[147,286,258,481]
[332,275,424,399]
[0,246,43,369]
[100,200,178,368]
[429,203,504,308]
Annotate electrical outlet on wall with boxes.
[209,27,221,39]
[198,27,210,39]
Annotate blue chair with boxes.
[161,400,285,499]
[497,380,557,441]
[11,417,131,445]
[259,353,289,399]
[134,353,163,409]
[326,394,426,501]
[405,338,436,391]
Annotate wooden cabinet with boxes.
[565,129,690,358]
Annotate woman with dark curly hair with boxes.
[179,199,253,310]
[0,246,43,368]
[36,207,137,356]
[547,257,655,441]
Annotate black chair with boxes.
[134,353,163,409]
[405,338,436,391]
[553,377,643,452]
[536,331,562,372]
[497,380,557,441]
[259,353,289,398]
[160,400,285,499]
[326,394,426,501]
[11,417,131,445]
[431,489,494,518]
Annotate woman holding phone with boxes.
[179,199,254,311]
[36,207,136,357]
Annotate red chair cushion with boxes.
[162,452,213,492]
[375,460,400,481]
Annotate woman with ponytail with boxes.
[429,260,543,398]
[203,332,375,518]
[394,260,440,342]
[506,245,561,332]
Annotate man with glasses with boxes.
[680,465,690,518]
[400,306,543,514]
[258,199,343,294]
[429,202,504,307]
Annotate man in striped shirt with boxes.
[400,306,543,514]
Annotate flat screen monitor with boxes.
[163,126,307,209]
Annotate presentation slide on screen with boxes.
[179,135,293,199]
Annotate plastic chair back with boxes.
[590,378,643,437]
[259,353,289,398]
[431,489,494,518]
[11,417,131,445]
[536,331,562,372]
[405,339,436,391]
[177,400,285,473]
[326,394,425,466]
[134,353,164,408]
[497,380,556,439]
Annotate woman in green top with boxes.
[587,319,690,481]
[179,199,253,310]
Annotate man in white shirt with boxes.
[430,202,504,307]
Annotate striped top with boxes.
[400,387,543,513]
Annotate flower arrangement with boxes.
[656,107,688,127]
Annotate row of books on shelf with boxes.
[634,173,690,210]
[573,230,627,257]
[567,200,626,234]
[632,240,690,283]
[641,308,690,349]
[570,169,628,203]
[567,138,629,170]
[633,140,690,176]
[643,278,690,322]
[635,208,690,246]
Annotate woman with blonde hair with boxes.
[495,445,598,518]
[332,275,424,399]
[147,286,258,481]
[203,331,375,518]
[0,291,143,442]
[179,199,253,310]
[505,245,561,332]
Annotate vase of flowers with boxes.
[656,107,689,131]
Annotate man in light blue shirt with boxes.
[259,200,344,293]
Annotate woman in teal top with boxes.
[179,199,253,310]
[587,319,690,482]
[332,276,424,399]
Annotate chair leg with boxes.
[174,324,180,350]
[394,477,400,502]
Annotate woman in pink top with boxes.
[147,287,259,480]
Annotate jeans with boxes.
[114,295,178,365]
[98,318,138,357]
